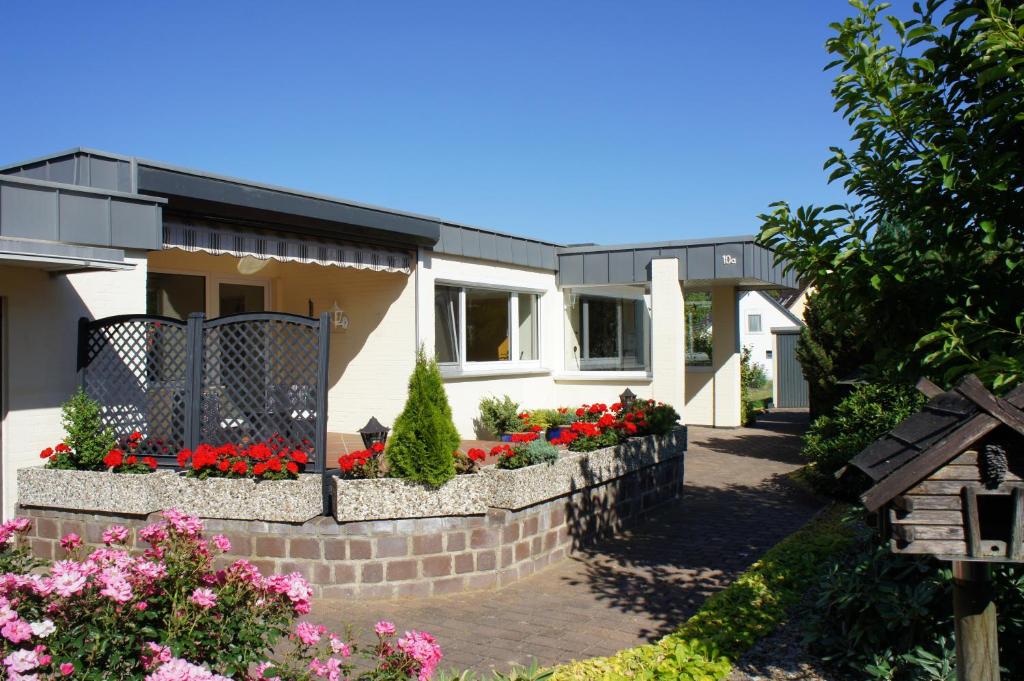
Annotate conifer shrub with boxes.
[386,348,459,487]
[45,389,116,471]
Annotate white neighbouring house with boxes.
[738,290,805,382]
[0,147,800,518]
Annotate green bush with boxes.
[46,388,116,471]
[496,438,560,470]
[740,347,767,426]
[552,505,855,680]
[386,349,459,487]
[802,382,925,499]
[479,395,522,436]
[807,525,1024,680]
[638,401,680,437]
[566,430,621,453]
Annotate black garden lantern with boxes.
[358,417,390,449]
[619,388,637,410]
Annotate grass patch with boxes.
[550,504,855,681]
[748,382,773,404]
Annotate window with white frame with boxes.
[748,313,763,333]
[565,293,649,371]
[434,284,540,367]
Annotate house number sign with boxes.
[721,254,737,265]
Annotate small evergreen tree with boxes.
[385,348,458,487]
[51,388,116,470]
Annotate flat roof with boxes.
[1,147,792,284]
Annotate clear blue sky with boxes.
[2,1,865,244]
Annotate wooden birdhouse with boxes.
[848,375,1024,562]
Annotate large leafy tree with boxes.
[758,0,1024,394]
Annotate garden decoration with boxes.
[619,387,637,410]
[845,375,1024,681]
[358,416,390,449]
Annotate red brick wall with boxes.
[20,456,683,600]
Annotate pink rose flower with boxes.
[102,525,129,545]
[59,533,82,551]
[60,662,74,676]
[1,618,33,644]
[374,620,396,637]
[294,621,324,646]
[189,587,217,609]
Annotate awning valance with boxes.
[162,218,413,274]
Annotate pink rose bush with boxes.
[0,511,442,680]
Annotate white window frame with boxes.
[747,313,763,334]
[435,281,543,372]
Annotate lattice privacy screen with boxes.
[78,312,329,471]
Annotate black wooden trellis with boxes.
[77,312,330,476]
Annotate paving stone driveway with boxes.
[312,410,824,675]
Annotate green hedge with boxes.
[551,504,855,681]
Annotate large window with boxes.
[686,291,713,366]
[565,293,649,371]
[434,284,540,368]
[147,272,206,320]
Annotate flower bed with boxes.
[17,467,176,516]
[485,428,687,510]
[167,472,323,522]
[18,468,323,522]
[0,509,444,680]
[330,428,686,522]
[333,473,494,522]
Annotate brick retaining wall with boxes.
[20,454,683,600]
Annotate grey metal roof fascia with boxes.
[438,220,564,248]
[0,174,167,204]
[555,234,759,254]
[135,157,444,225]
[0,237,130,269]
[0,147,135,173]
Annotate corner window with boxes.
[434,285,540,367]
[748,313,762,333]
[565,293,649,371]
[686,291,712,366]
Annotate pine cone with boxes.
[981,444,1008,489]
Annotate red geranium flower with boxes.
[370,442,385,454]
[55,443,71,454]
[143,456,158,470]
[40,448,53,459]
[467,448,486,462]
[291,450,309,465]
[104,449,124,468]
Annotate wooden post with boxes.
[952,561,1000,681]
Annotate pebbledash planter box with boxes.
[331,428,687,519]
[165,473,323,523]
[484,428,687,511]
[17,467,323,523]
[18,467,176,516]
[332,474,493,522]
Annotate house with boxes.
[0,147,798,516]
[737,290,804,382]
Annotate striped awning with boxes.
[162,218,413,274]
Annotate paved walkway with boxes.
[312,410,823,675]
